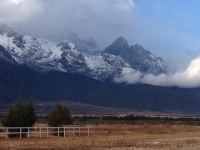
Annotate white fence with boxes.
[0,126,90,139]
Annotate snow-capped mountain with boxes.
[0,24,134,80]
[105,36,166,75]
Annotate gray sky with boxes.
[1,0,136,47]
[0,0,199,62]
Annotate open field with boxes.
[1,125,200,149]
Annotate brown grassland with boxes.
[1,125,200,150]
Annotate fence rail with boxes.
[0,126,90,139]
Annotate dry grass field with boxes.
[1,125,200,150]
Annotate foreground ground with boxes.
[1,125,200,150]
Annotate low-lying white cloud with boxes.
[115,56,200,88]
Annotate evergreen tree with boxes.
[2,101,37,127]
[48,104,72,127]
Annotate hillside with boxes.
[1,58,200,114]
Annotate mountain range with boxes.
[0,24,165,80]
[1,24,200,114]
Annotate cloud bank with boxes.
[0,0,136,47]
[115,56,200,88]
[0,0,43,23]
[0,0,196,60]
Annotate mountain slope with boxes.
[0,45,15,63]
[1,58,200,114]
[0,24,135,80]
[105,36,165,75]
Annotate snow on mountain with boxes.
[0,24,134,80]
[84,52,134,80]
[105,36,166,75]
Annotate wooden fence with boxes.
[0,126,90,139]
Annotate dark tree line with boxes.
[0,101,72,128]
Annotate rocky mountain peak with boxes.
[105,37,166,75]
[109,36,129,50]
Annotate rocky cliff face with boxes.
[105,36,166,75]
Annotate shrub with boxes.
[48,104,72,127]
[1,101,37,137]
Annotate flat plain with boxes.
[1,125,200,150]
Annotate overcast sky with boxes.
[0,0,200,62]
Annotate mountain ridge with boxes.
[105,36,165,75]
[0,24,166,81]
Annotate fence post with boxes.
[6,128,8,140]
[47,127,49,137]
[64,127,66,137]
[20,128,22,139]
[40,127,42,138]
[88,127,90,136]
[73,128,75,137]
[58,128,60,137]
[28,128,30,139]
